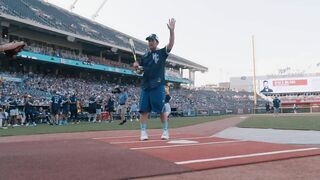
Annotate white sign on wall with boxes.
[258,77,320,94]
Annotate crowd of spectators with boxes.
[0,70,267,128]
[18,38,182,78]
[23,41,134,70]
[0,71,262,112]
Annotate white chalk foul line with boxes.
[92,134,162,140]
[110,136,216,144]
[130,140,245,150]
[175,147,320,165]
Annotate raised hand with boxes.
[167,18,176,31]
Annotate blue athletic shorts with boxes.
[139,85,165,113]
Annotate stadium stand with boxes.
[1,0,146,52]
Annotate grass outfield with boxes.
[237,114,320,131]
[0,116,230,137]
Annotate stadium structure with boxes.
[0,0,281,118]
[0,0,207,86]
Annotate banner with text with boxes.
[258,77,320,94]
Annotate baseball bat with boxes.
[128,38,143,74]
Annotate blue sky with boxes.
[48,0,320,86]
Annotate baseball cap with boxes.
[146,34,159,42]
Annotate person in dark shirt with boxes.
[163,82,172,118]
[133,18,175,141]
[88,95,97,122]
[106,94,115,123]
[265,102,270,113]
[273,96,281,116]
[118,87,128,125]
[24,95,36,126]
[69,93,78,123]
[61,94,70,125]
[9,97,19,127]
[96,97,102,122]
[50,91,62,125]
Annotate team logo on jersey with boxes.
[152,53,159,64]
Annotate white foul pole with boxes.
[252,35,257,112]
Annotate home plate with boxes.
[167,140,199,144]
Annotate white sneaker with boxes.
[161,130,169,140]
[140,130,148,141]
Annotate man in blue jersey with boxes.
[50,91,62,125]
[118,87,128,125]
[69,93,78,123]
[273,96,281,116]
[133,18,175,140]
[61,94,70,125]
[88,95,97,123]
[106,94,115,123]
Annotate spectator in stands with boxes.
[273,96,281,116]
[133,18,175,140]
[260,80,273,94]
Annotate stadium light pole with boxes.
[70,0,79,11]
[251,35,257,113]
[92,0,108,20]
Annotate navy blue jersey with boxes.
[165,94,171,103]
[88,97,97,113]
[62,97,70,111]
[107,98,115,110]
[140,47,169,90]
[25,100,33,113]
[9,100,18,110]
[273,99,281,108]
[70,96,77,110]
[51,95,62,109]
[96,101,102,110]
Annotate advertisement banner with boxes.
[258,77,320,94]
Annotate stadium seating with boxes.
[1,0,147,52]
[0,71,265,115]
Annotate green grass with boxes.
[0,116,230,137]
[237,115,320,131]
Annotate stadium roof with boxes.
[0,0,208,72]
